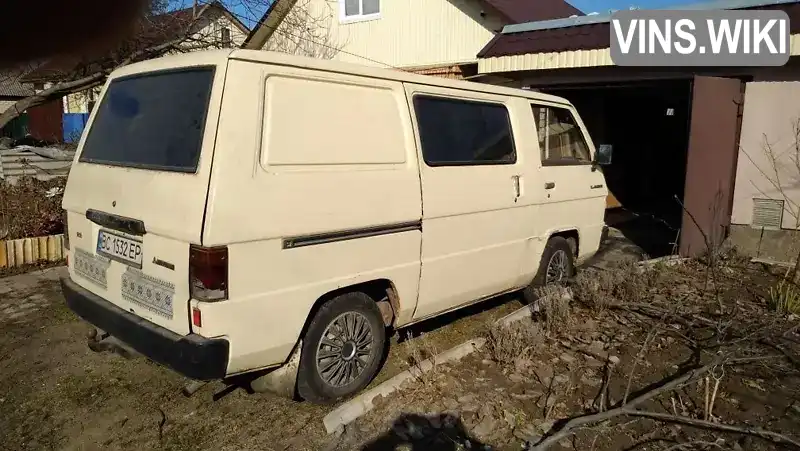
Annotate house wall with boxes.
[266,0,504,68]
[732,77,800,229]
[730,68,800,261]
[187,9,249,49]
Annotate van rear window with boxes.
[79,67,215,172]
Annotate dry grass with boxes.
[485,321,543,366]
[403,331,441,385]
[534,284,572,334]
[571,263,662,311]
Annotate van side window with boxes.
[532,105,591,166]
[414,95,516,166]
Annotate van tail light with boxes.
[192,306,203,327]
[62,210,70,250]
[189,245,228,302]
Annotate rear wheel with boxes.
[523,236,575,303]
[297,292,386,404]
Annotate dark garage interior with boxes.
[542,79,694,258]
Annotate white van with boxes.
[60,49,609,403]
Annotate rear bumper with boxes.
[61,277,230,381]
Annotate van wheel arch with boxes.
[551,229,579,258]
[295,280,397,403]
[523,234,577,304]
[299,279,399,341]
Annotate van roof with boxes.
[229,49,567,104]
[115,49,568,105]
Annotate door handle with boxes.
[512,175,521,201]
[544,182,556,190]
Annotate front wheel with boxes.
[297,291,387,404]
[523,236,575,303]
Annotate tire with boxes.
[297,291,387,404]
[523,236,575,304]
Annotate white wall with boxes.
[732,76,800,229]
[266,0,504,68]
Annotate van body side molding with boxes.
[282,221,422,249]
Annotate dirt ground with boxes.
[3,244,799,451]
[0,266,522,451]
[325,252,800,451]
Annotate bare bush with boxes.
[0,177,65,240]
[533,284,572,334]
[572,264,664,311]
[485,322,542,366]
[403,331,440,385]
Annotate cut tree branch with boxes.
[626,411,800,449]
[529,354,800,450]
[530,357,727,450]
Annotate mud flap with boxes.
[249,340,302,399]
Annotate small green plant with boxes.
[768,279,800,314]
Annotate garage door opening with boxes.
[543,80,693,258]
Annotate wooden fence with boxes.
[0,234,65,268]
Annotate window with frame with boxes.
[414,95,516,166]
[341,0,380,20]
[220,27,231,48]
[532,105,592,165]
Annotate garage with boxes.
[470,2,798,257]
[542,80,693,257]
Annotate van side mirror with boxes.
[594,144,613,166]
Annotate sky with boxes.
[569,0,714,15]
[175,0,726,31]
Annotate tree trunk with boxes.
[0,73,106,131]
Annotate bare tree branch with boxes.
[530,357,727,450]
[0,1,267,133]
[627,411,800,449]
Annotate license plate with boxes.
[96,229,143,268]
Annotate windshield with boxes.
[79,67,215,172]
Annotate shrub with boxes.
[572,263,658,311]
[533,284,573,334]
[0,177,66,240]
[485,321,542,366]
[769,279,800,315]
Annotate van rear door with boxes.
[62,55,228,336]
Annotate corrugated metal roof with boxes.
[0,73,34,98]
[0,147,74,183]
[478,0,800,60]
[478,32,800,72]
